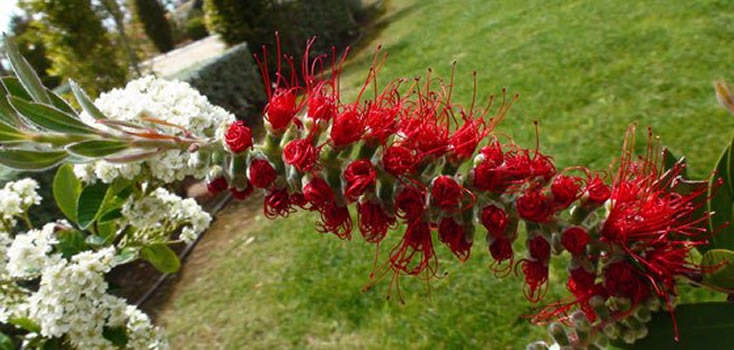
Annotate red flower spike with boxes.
[318,203,353,240]
[206,177,228,194]
[225,121,253,153]
[263,189,293,219]
[383,144,417,177]
[516,189,553,223]
[389,219,437,276]
[481,204,509,237]
[561,226,590,255]
[303,177,335,210]
[248,159,277,189]
[343,160,377,202]
[357,200,395,243]
[438,217,472,262]
[528,235,551,262]
[283,138,320,173]
[331,105,365,147]
[430,175,462,212]
[254,33,303,132]
[519,259,549,303]
[395,186,426,221]
[551,175,583,209]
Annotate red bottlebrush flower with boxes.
[248,159,277,189]
[519,259,549,302]
[488,236,514,275]
[343,160,377,202]
[390,219,437,276]
[516,190,553,223]
[307,82,337,122]
[561,226,590,255]
[481,204,509,237]
[283,138,319,173]
[438,217,472,262]
[550,175,583,209]
[265,89,298,131]
[318,203,352,240]
[330,106,364,147]
[225,121,253,153]
[395,186,426,221]
[303,177,335,210]
[585,175,611,205]
[230,181,254,200]
[264,189,292,219]
[382,144,417,177]
[604,261,650,304]
[528,235,551,262]
[207,177,228,194]
[357,199,395,243]
[430,175,462,211]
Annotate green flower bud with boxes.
[602,323,620,340]
[635,305,652,323]
[548,323,570,346]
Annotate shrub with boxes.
[132,0,175,53]
[184,10,210,41]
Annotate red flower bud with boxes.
[330,107,364,147]
[249,159,277,189]
[265,89,298,131]
[224,121,253,153]
[604,261,649,303]
[489,236,513,265]
[430,175,462,211]
[383,144,416,176]
[283,138,319,173]
[357,200,395,243]
[516,190,553,223]
[264,189,292,219]
[520,259,549,302]
[438,217,472,261]
[449,120,482,162]
[343,160,377,202]
[473,161,507,193]
[230,181,254,200]
[479,141,504,167]
[307,84,337,121]
[395,186,426,220]
[207,177,228,194]
[561,227,590,255]
[528,235,551,262]
[568,267,596,295]
[481,205,509,238]
[318,203,352,240]
[390,219,436,276]
[530,155,556,183]
[551,175,583,209]
[364,105,398,144]
[303,177,335,209]
[585,175,611,205]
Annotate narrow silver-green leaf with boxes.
[66,140,129,158]
[3,35,51,104]
[9,96,94,134]
[77,182,109,229]
[707,138,734,251]
[0,76,32,101]
[0,149,68,170]
[53,164,82,223]
[0,120,26,143]
[141,244,180,273]
[70,80,106,120]
[47,88,76,115]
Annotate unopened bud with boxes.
[572,311,591,331]
[548,323,570,346]
[635,306,652,323]
[602,323,620,340]
[622,328,637,344]
[525,341,549,350]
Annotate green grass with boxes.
[158,0,734,348]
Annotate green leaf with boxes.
[56,229,87,258]
[0,332,13,350]
[3,35,52,104]
[0,120,26,143]
[102,326,128,347]
[66,140,129,158]
[47,88,76,115]
[701,249,734,289]
[99,208,123,223]
[0,76,32,101]
[85,234,107,246]
[708,138,734,250]
[9,96,93,134]
[615,302,734,349]
[141,244,180,273]
[53,164,82,223]
[77,182,109,229]
[9,317,40,333]
[0,149,68,170]
[70,80,106,120]
[113,247,138,266]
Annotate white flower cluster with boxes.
[6,223,61,279]
[74,76,236,184]
[0,178,41,230]
[122,188,211,244]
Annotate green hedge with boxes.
[172,43,265,127]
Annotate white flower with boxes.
[5,178,42,207]
[6,223,60,279]
[78,76,236,184]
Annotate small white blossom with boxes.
[6,223,61,279]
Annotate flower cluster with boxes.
[203,41,715,348]
[121,187,212,245]
[74,76,236,184]
[0,178,41,231]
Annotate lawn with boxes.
[156,0,734,348]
